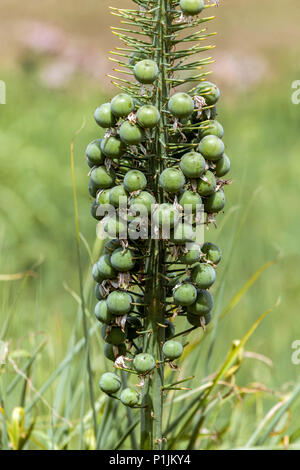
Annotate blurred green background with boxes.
[1,0,300,446]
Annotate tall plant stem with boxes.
[140,0,171,451]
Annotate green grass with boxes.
[1,56,300,448]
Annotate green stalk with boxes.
[140,0,171,450]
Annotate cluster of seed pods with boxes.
[85,0,230,409]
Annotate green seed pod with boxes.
[111,248,136,272]
[92,262,103,283]
[153,203,180,228]
[159,168,185,194]
[96,189,111,205]
[126,316,142,340]
[133,353,156,374]
[97,254,117,281]
[119,121,145,145]
[129,191,155,215]
[109,185,128,208]
[101,136,125,159]
[187,289,214,315]
[197,170,216,196]
[180,242,201,265]
[134,60,159,84]
[104,238,121,254]
[162,340,183,360]
[90,201,101,221]
[101,324,127,345]
[179,151,206,178]
[94,283,103,301]
[193,81,220,106]
[215,154,231,177]
[124,170,147,192]
[86,139,105,167]
[178,190,202,213]
[90,166,115,190]
[104,343,126,362]
[120,388,139,407]
[168,93,194,119]
[99,372,121,394]
[111,93,135,117]
[199,120,224,139]
[95,300,113,324]
[198,135,224,162]
[104,216,127,238]
[170,223,195,245]
[137,105,160,129]
[204,190,226,214]
[202,242,222,265]
[180,0,205,16]
[107,291,132,315]
[94,103,116,128]
[187,311,212,327]
[88,178,98,198]
[173,283,197,306]
[191,263,216,289]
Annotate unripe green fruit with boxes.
[86,139,105,166]
[107,291,132,315]
[126,316,142,340]
[124,170,147,192]
[133,353,156,374]
[215,154,231,177]
[119,121,145,145]
[92,262,103,283]
[197,170,216,196]
[104,217,127,238]
[101,136,125,159]
[137,105,160,128]
[168,93,194,119]
[120,388,139,407]
[204,190,226,213]
[101,324,127,345]
[173,283,197,306]
[153,203,180,228]
[165,319,175,339]
[163,340,183,360]
[198,135,224,162]
[159,168,185,194]
[193,81,220,106]
[179,151,206,178]
[111,93,135,117]
[90,201,101,221]
[178,190,202,213]
[109,185,128,208]
[191,263,216,289]
[134,60,159,84]
[187,289,214,315]
[96,189,111,205]
[94,283,103,301]
[202,242,222,264]
[111,248,136,272]
[129,51,148,66]
[104,238,121,254]
[91,166,115,190]
[99,372,121,394]
[88,179,98,198]
[97,254,117,281]
[95,300,113,324]
[104,343,126,362]
[199,120,224,139]
[130,191,155,214]
[180,242,201,265]
[170,223,195,245]
[187,311,212,327]
[94,103,116,128]
[180,0,205,16]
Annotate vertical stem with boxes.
[140,0,171,451]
